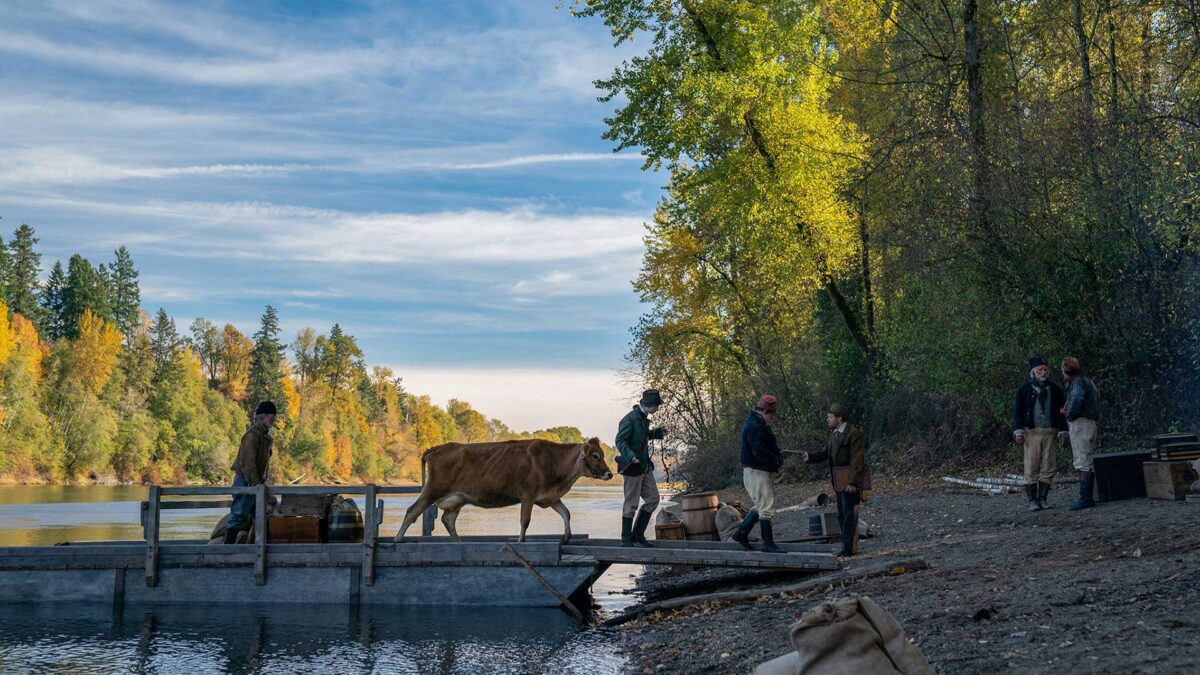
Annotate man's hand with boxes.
[629,457,640,464]
[845,485,857,495]
[1013,430,1026,443]
[1057,431,1070,445]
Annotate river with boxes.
[0,485,641,674]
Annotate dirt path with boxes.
[614,479,1200,673]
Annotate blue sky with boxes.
[0,0,663,437]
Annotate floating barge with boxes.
[0,485,840,609]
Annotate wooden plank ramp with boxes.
[560,541,840,571]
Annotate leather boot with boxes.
[620,516,634,547]
[1070,471,1095,511]
[1025,484,1041,511]
[223,528,240,545]
[731,511,759,550]
[759,519,781,553]
[631,510,654,548]
[1038,481,1052,509]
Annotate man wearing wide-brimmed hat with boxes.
[615,389,667,547]
[224,401,277,544]
[731,394,786,553]
[1013,357,1068,511]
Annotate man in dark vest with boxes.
[1013,356,1068,511]
[615,389,666,547]
[224,401,276,544]
[801,404,868,557]
[731,394,785,553]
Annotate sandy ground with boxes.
[613,478,1200,674]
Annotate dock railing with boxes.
[142,484,433,588]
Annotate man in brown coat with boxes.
[801,404,868,557]
[224,401,276,544]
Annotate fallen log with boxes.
[601,557,929,627]
[941,477,1008,494]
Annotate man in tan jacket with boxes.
[224,401,276,544]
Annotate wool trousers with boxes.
[743,467,778,520]
[1068,418,1098,471]
[836,490,861,555]
[1022,427,1057,484]
[622,470,659,517]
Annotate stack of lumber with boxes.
[940,477,1018,495]
[1151,432,1200,463]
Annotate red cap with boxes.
[755,394,779,412]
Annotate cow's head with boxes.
[582,437,614,480]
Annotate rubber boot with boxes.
[1070,471,1095,511]
[759,519,781,553]
[631,510,654,548]
[223,528,240,545]
[731,510,759,550]
[1038,481,1052,509]
[1025,484,1041,511]
[620,516,634,547]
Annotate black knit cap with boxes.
[640,389,663,406]
[255,401,277,416]
[1028,355,1048,369]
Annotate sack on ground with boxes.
[715,502,748,541]
[754,595,934,675]
[656,500,684,526]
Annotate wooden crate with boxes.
[277,493,333,518]
[654,523,686,541]
[1143,461,1200,501]
[267,516,323,543]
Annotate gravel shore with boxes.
[613,478,1200,673]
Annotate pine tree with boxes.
[0,234,11,309]
[94,263,114,323]
[40,261,67,340]
[109,247,141,338]
[148,308,182,381]
[247,305,288,419]
[6,224,43,322]
[62,255,107,340]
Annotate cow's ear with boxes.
[587,437,601,447]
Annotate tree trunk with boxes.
[963,0,991,235]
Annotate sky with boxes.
[0,0,664,439]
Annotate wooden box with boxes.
[1143,461,1200,501]
[267,515,323,543]
[655,523,686,541]
[1093,450,1151,501]
[277,494,333,518]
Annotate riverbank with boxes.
[616,478,1200,673]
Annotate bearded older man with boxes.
[1013,357,1069,511]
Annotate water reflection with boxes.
[0,603,625,674]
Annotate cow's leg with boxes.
[550,499,572,544]
[437,494,467,542]
[518,498,534,543]
[394,492,435,542]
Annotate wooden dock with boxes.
[0,484,842,610]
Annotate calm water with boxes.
[0,485,644,674]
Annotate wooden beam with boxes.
[583,538,836,554]
[144,485,160,587]
[560,544,839,570]
[503,543,584,622]
[363,484,378,586]
[602,558,929,627]
[254,484,267,585]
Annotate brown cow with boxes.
[394,437,614,543]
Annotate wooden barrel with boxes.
[679,492,720,541]
[328,500,364,543]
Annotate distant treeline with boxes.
[0,225,585,484]
[580,1,1200,487]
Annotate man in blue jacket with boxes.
[731,394,785,553]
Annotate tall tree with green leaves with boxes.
[109,246,140,338]
[61,255,111,339]
[39,261,67,340]
[247,305,288,420]
[188,317,221,385]
[6,225,43,323]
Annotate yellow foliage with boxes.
[9,314,45,381]
[0,301,14,367]
[332,434,353,478]
[66,310,123,396]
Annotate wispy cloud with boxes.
[438,153,638,171]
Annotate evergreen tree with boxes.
[109,247,140,338]
[62,255,108,339]
[0,234,10,310]
[247,305,288,419]
[94,263,114,323]
[6,224,43,322]
[148,308,182,382]
[40,261,67,340]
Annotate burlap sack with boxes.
[754,596,934,675]
[716,502,746,541]
[656,500,683,526]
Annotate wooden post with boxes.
[503,543,584,622]
[144,485,160,587]
[254,484,267,585]
[363,484,378,586]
